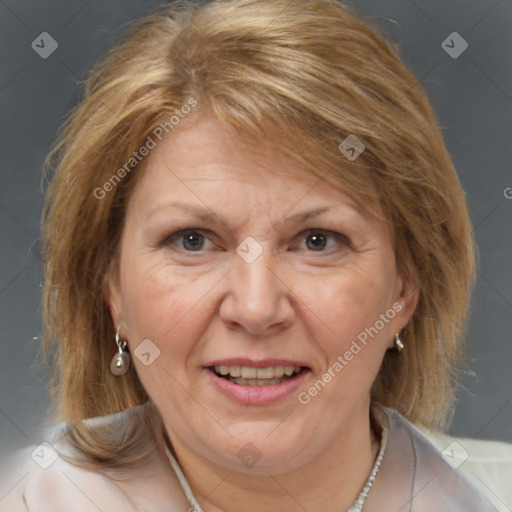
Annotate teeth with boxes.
[229,365,241,377]
[230,378,285,386]
[274,366,285,378]
[214,365,303,381]
[241,367,257,379]
[256,367,274,379]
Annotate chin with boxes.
[209,426,316,475]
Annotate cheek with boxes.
[118,254,218,376]
[302,263,396,374]
[292,279,392,423]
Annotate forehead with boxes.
[144,117,313,182]
[130,116,368,220]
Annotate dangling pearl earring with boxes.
[395,332,404,352]
[110,327,131,376]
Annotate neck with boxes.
[164,403,380,512]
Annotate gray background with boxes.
[1,0,511,491]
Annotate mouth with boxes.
[209,364,307,386]
[204,360,311,405]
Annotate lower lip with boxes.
[205,368,310,405]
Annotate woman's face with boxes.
[107,117,417,474]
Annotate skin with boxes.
[106,117,418,511]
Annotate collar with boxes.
[364,407,494,511]
[163,406,493,512]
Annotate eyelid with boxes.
[292,229,351,249]
[159,227,350,253]
[162,228,215,249]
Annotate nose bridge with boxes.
[221,244,294,334]
[235,247,278,310]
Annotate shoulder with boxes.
[371,407,512,511]
[381,407,512,511]
[421,425,512,512]
[1,408,190,512]
[3,446,135,512]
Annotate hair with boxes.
[42,0,476,468]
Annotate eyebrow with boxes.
[145,201,365,231]
[145,202,223,224]
[278,206,331,225]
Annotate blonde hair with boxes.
[42,0,475,467]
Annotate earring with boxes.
[110,327,131,376]
[395,332,404,352]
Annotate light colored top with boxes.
[163,426,388,512]
[2,404,511,511]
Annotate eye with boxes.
[165,229,214,252]
[294,230,349,252]
[305,232,328,251]
[182,231,205,251]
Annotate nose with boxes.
[219,249,296,335]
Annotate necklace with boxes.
[348,421,388,512]
[164,423,388,512]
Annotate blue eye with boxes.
[181,231,205,251]
[164,230,213,252]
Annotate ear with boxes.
[388,268,420,348]
[103,263,126,336]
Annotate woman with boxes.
[4,0,511,510]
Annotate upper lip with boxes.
[204,358,311,369]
